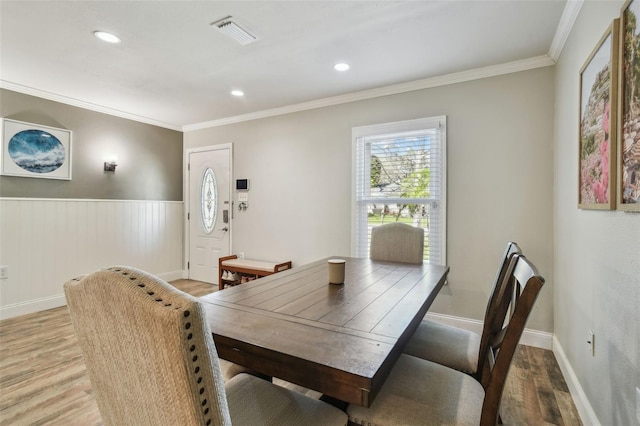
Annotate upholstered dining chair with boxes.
[347,253,545,426]
[403,241,521,379]
[369,222,424,264]
[64,266,347,426]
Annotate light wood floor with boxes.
[0,279,581,425]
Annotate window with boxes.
[352,116,447,264]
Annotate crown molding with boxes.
[2,54,555,133]
[183,55,555,131]
[548,0,584,61]
[0,80,182,131]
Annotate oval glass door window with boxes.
[201,168,217,233]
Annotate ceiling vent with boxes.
[212,16,257,45]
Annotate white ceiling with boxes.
[0,1,571,131]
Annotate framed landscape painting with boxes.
[619,0,640,211]
[579,19,618,210]
[0,118,72,180]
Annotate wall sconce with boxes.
[104,155,118,172]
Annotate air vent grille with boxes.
[212,16,257,45]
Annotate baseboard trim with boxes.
[0,295,67,320]
[552,336,601,426]
[424,312,554,350]
[157,270,186,282]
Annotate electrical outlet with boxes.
[0,265,8,279]
[587,330,595,356]
[239,252,245,259]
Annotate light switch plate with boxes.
[0,265,8,280]
[238,192,249,202]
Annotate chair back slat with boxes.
[479,254,545,426]
[476,242,521,378]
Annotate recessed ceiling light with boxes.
[231,90,244,97]
[334,63,350,72]
[94,31,121,44]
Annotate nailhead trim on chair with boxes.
[105,267,213,425]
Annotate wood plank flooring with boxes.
[0,279,581,425]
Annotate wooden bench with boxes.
[218,255,292,290]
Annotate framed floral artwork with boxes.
[579,19,619,210]
[0,118,72,180]
[619,0,640,211]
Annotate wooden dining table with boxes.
[199,256,449,407]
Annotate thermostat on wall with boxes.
[236,179,249,191]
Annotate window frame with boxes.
[351,116,447,264]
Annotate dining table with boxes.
[199,256,449,407]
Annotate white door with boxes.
[188,146,231,284]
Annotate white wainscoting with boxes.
[0,198,184,319]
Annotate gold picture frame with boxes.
[578,19,619,210]
[618,0,640,211]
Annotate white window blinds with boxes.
[352,116,447,264]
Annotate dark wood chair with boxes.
[347,253,545,425]
[403,241,521,379]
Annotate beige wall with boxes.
[3,6,637,419]
[185,66,555,333]
[0,89,183,201]
[554,2,640,425]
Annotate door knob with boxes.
[221,226,229,232]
